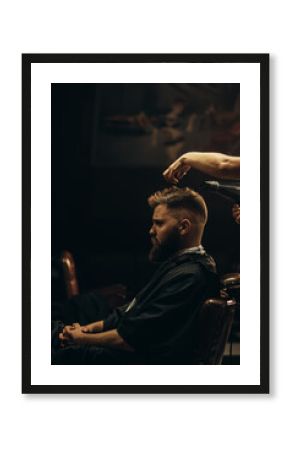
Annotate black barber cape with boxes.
[103,251,219,364]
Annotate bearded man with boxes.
[52,187,219,365]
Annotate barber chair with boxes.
[192,297,236,364]
[220,272,240,302]
[220,271,240,341]
[59,250,237,365]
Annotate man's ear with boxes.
[178,218,191,236]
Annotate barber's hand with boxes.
[59,323,84,346]
[232,204,240,224]
[163,153,192,184]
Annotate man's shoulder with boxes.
[172,252,217,273]
[160,252,217,284]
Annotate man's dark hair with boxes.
[147,186,208,223]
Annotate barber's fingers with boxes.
[232,204,240,215]
[163,161,190,184]
[232,204,240,224]
[174,164,191,180]
[163,171,179,184]
[163,161,182,183]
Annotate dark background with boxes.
[52,83,240,299]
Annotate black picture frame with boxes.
[22,53,269,394]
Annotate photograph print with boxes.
[23,54,269,393]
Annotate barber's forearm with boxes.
[184,152,240,179]
[79,329,134,352]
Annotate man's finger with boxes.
[59,333,69,341]
[63,326,73,336]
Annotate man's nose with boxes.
[149,225,155,236]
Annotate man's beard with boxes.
[149,228,181,263]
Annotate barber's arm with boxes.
[163,151,240,183]
[59,323,134,352]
